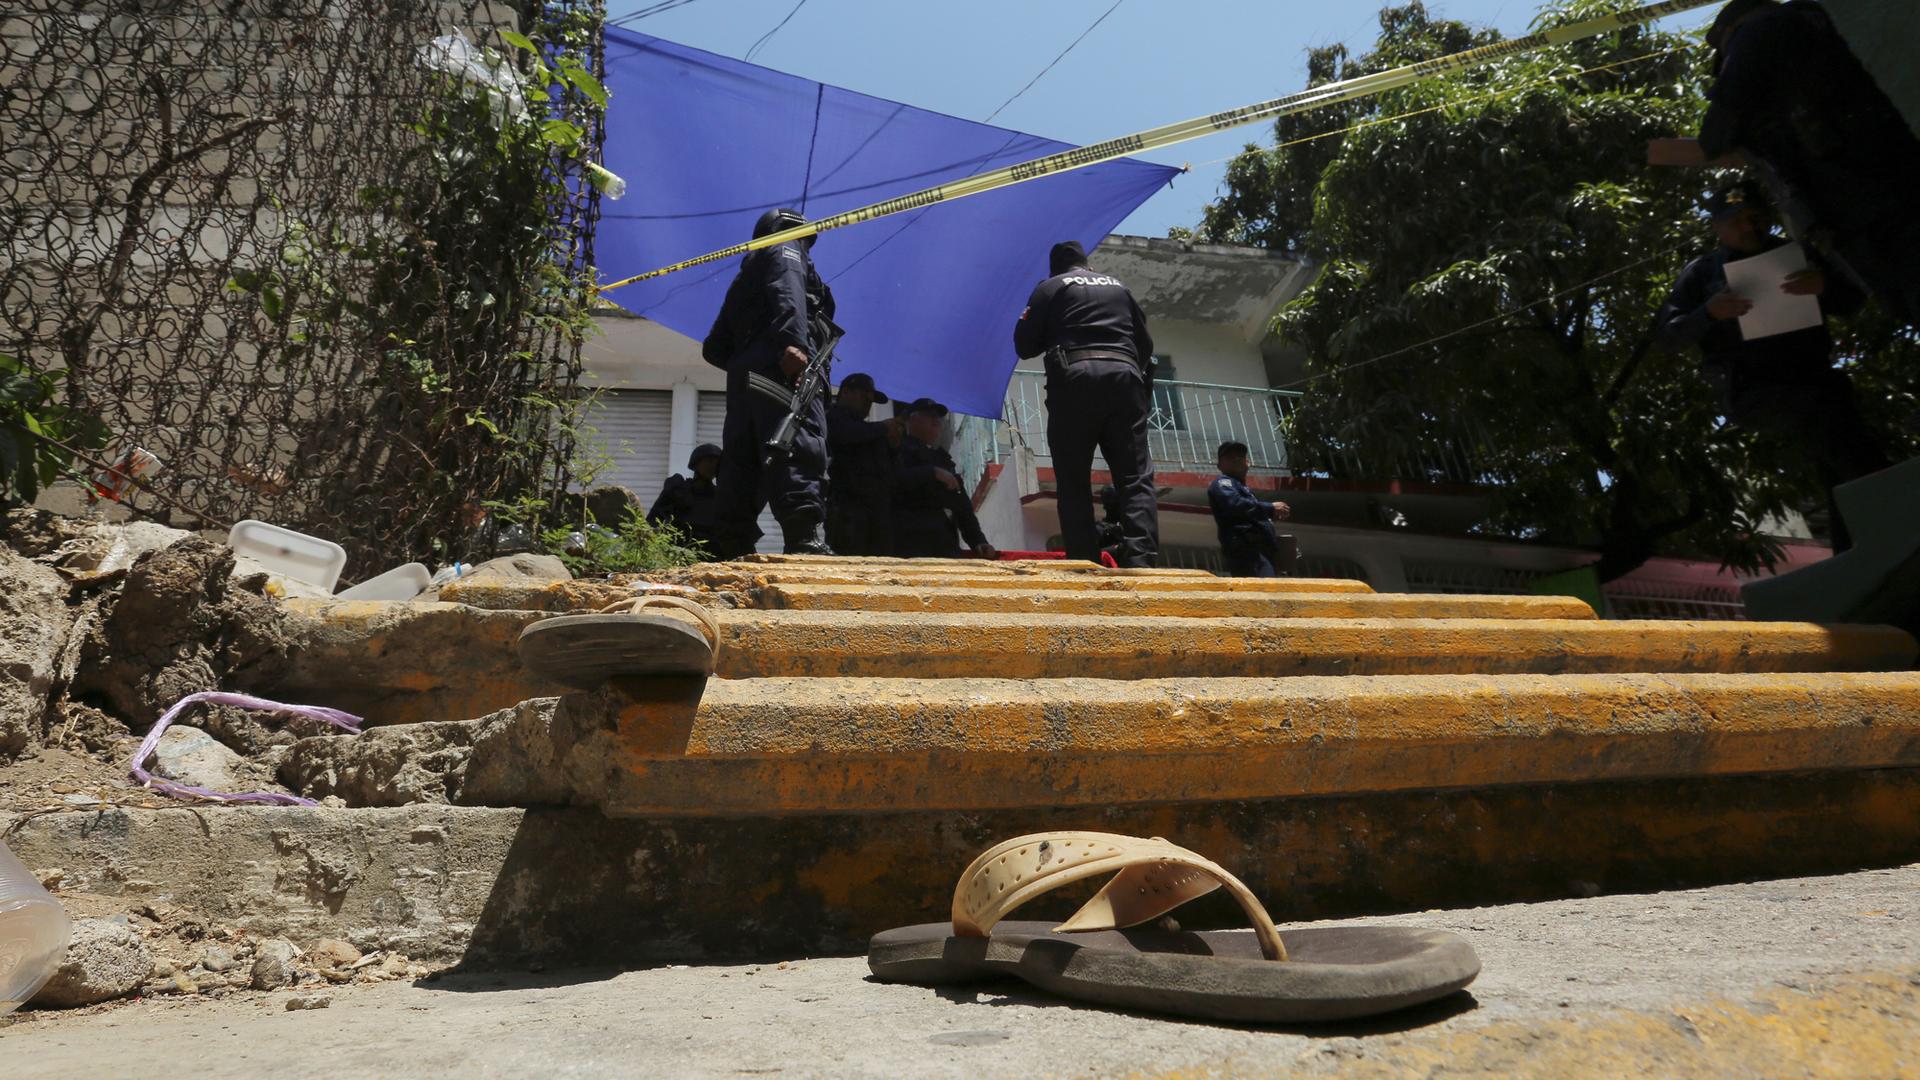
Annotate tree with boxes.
[1199,0,1917,581]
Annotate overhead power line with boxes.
[745,0,813,62]
[609,0,706,29]
[984,0,1126,124]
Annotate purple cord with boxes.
[130,692,364,807]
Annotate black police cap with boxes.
[904,397,949,418]
[839,373,889,403]
[1706,180,1769,220]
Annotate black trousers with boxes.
[894,521,962,559]
[713,349,827,558]
[1046,360,1158,567]
[1725,366,1890,552]
[827,496,893,557]
[1223,546,1277,578]
[1828,221,1920,329]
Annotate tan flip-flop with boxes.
[869,832,1479,1024]
[515,593,720,690]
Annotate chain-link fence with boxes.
[1,0,604,577]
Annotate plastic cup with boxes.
[0,841,71,1017]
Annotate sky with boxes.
[601,0,1714,239]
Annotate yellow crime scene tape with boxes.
[599,0,1720,292]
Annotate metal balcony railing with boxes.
[999,369,1298,476]
[948,369,1492,491]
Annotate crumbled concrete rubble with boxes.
[280,691,627,808]
[147,725,277,794]
[0,543,74,758]
[0,510,357,802]
[32,917,152,1008]
[64,535,291,725]
[22,888,430,1011]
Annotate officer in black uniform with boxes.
[1013,240,1158,567]
[825,372,901,556]
[1698,0,1920,325]
[1655,181,1889,551]
[891,398,996,560]
[646,443,722,552]
[1207,440,1291,578]
[701,208,835,557]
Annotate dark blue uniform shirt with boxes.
[1014,268,1153,365]
[1207,473,1276,554]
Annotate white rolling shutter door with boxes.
[585,390,673,516]
[695,390,781,553]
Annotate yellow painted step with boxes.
[718,612,1915,679]
[597,671,1920,814]
[751,583,1595,620]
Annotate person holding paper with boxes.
[1656,181,1889,552]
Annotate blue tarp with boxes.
[596,28,1179,418]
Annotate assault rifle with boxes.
[763,316,844,466]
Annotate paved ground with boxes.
[6,865,1919,1079]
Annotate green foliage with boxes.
[225,10,608,561]
[1198,0,1917,580]
[539,507,706,576]
[0,351,108,506]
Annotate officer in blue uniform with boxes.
[1655,181,1888,551]
[1207,440,1291,578]
[1014,240,1158,567]
[826,372,901,556]
[646,443,722,553]
[701,208,835,557]
[891,398,996,560]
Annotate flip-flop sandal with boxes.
[515,592,720,690]
[869,832,1480,1024]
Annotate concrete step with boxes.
[748,583,1596,620]
[729,554,1210,576]
[670,568,1374,594]
[439,571,1376,614]
[270,601,1916,725]
[712,612,1915,680]
[8,767,1918,965]
[592,671,1920,814]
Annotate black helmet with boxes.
[754,207,810,247]
[687,443,722,469]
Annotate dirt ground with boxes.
[0,746,148,816]
[5,864,1918,1079]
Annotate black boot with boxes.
[780,513,834,555]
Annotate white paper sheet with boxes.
[1722,243,1822,341]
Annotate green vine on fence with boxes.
[227,3,628,569]
[0,351,108,507]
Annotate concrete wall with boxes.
[1144,318,1267,388]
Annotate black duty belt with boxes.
[1059,347,1135,365]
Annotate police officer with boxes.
[1013,240,1158,567]
[1695,0,1920,325]
[1655,181,1889,551]
[647,443,721,553]
[892,398,996,560]
[826,373,901,556]
[701,207,835,557]
[1207,441,1291,578]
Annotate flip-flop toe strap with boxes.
[951,832,1287,962]
[597,594,721,651]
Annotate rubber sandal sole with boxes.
[868,920,1479,1024]
[515,612,714,690]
